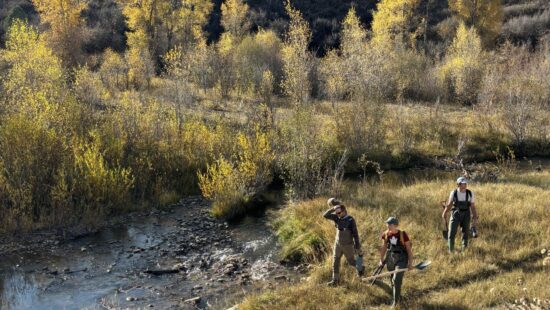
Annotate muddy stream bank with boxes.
[0,196,305,310]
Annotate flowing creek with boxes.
[0,196,302,310]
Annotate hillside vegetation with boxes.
[0,0,548,241]
[1,0,550,53]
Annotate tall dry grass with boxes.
[241,171,550,309]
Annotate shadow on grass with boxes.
[373,279,393,295]
[407,251,542,299]
[415,303,470,310]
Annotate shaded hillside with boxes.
[501,0,550,45]
[1,0,549,54]
[205,0,377,54]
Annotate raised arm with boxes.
[323,206,337,221]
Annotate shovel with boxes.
[369,260,385,285]
[440,200,448,240]
[361,261,432,282]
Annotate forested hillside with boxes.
[2,0,549,53]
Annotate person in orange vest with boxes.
[378,217,414,307]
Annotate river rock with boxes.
[173,263,187,271]
[223,263,238,275]
[126,296,136,302]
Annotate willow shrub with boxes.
[276,108,340,199]
[0,115,65,232]
[198,130,274,219]
[0,116,134,233]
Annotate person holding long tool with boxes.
[378,217,414,307]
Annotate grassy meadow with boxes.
[240,170,550,309]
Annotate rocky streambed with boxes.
[0,196,306,309]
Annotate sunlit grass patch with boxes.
[242,173,550,309]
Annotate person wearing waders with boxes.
[378,217,414,307]
[442,177,479,252]
[324,198,364,286]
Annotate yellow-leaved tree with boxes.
[99,49,129,91]
[1,20,67,118]
[281,2,312,105]
[339,7,367,100]
[341,7,366,59]
[319,50,345,110]
[126,28,155,90]
[368,1,426,101]
[32,0,85,67]
[221,0,250,41]
[119,0,212,61]
[214,0,252,99]
[439,23,486,105]
[233,29,282,96]
[448,0,503,46]
[371,0,421,48]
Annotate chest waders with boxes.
[384,230,408,306]
[331,217,356,282]
[448,189,472,252]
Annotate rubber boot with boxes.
[448,238,455,253]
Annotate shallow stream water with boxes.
[0,197,298,310]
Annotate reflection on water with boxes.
[0,204,291,309]
[1,271,39,310]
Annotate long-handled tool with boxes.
[440,200,448,240]
[369,260,386,285]
[361,261,432,282]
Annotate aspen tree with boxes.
[32,0,85,66]
[440,23,486,104]
[448,0,503,46]
[281,2,312,105]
